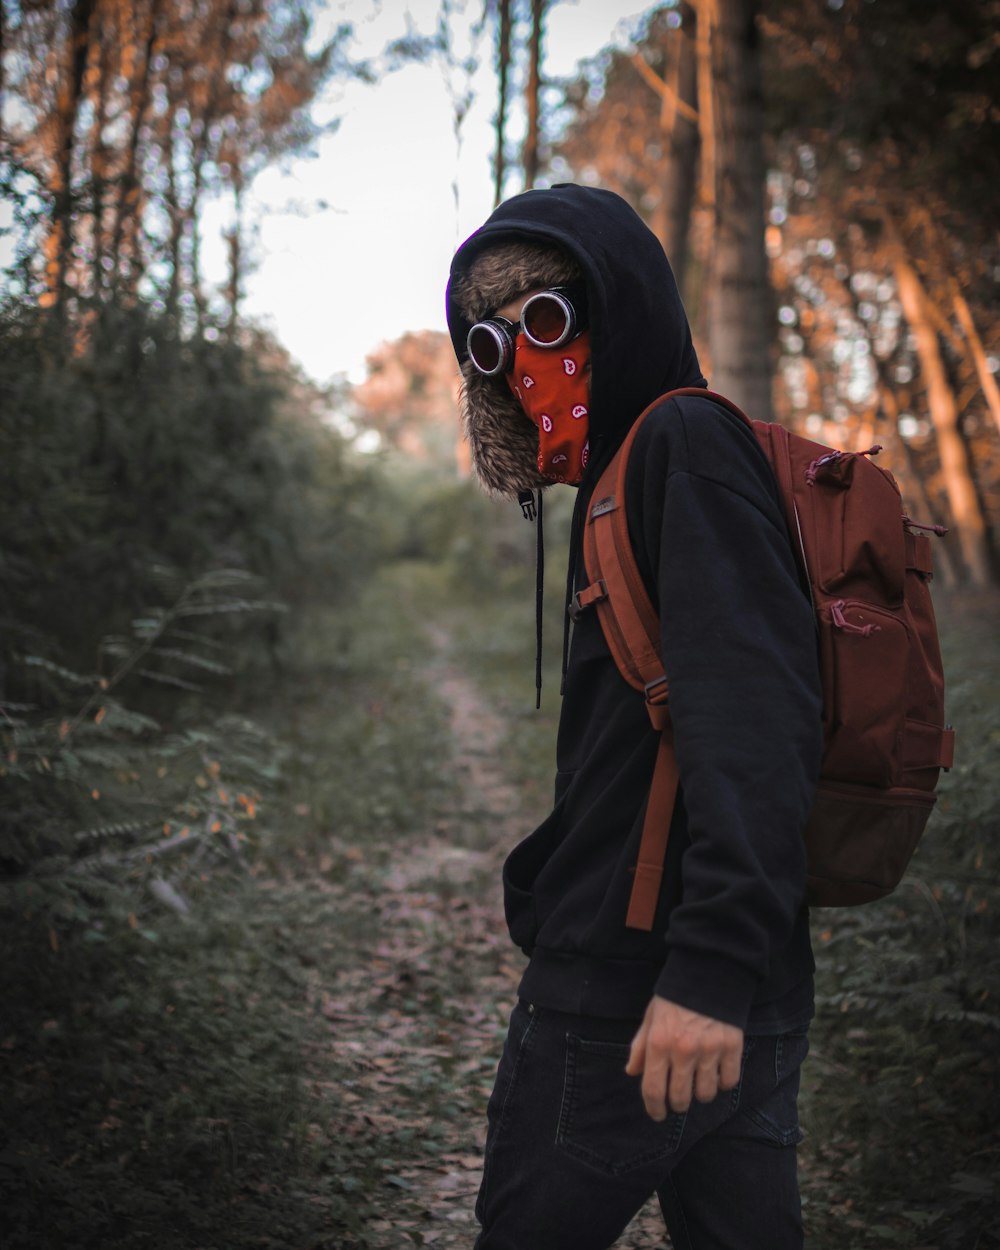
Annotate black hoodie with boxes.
[447,185,822,1030]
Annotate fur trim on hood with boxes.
[454,241,581,498]
[446,185,705,502]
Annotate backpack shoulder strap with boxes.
[574,387,743,686]
[574,386,746,931]
[574,407,660,694]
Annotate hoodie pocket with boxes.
[503,803,565,951]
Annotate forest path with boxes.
[4,578,993,1249]
[308,619,669,1247]
[299,586,1000,1248]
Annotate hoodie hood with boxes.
[446,184,706,499]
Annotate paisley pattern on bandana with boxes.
[505,330,592,484]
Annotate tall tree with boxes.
[762,0,1000,584]
[651,8,699,294]
[3,0,349,326]
[556,1,775,418]
[40,0,96,309]
[107,0,161,299]
[493,0,512,205]
[889,226,992,586]
[556,7,700,283]
[522,0,544,189]
[551,0,998,583]
[706,0,773,419]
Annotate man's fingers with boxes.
[641,1052,671,1120]
[625,1015,649,1077]
[627,998,746,1120]
[693,1059,721,1104]
[665,1057,696,1113]
[719,1042,742,1091]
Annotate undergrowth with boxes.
[2,526,997,1248]
[0,564,457,1250]
[800,593,1000,1249]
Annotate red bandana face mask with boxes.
[505,331,592,485]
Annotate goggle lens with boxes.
[522,290,575,347]
[467,321,514,376]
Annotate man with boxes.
[445,184,823,1250]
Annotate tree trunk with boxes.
[658,16,698,295]
[950,285,1000,439]
[636,9,699,296]
[88,9,110,302]
[522,0,544,190]
[42,0,97,309]
[187,0,238,331]
[189,155,207,331]
[705,0,774,421]
[164,100,184,319]
[694,0,716,221]
[891,242,992,586]
[111,0,159,300]
[225,170,244,334]
[493,0,512,206]
[876,381,958,589]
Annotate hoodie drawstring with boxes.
[535,490,544,709]
[517,481,593,707]
[561,491,587,695]
[518,489,545,708]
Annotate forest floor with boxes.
[2,562,998,1249]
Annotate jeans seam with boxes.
[479,1006,539,1218]
[729,1035,753,1112]
[556,1032,576,1145]
[659,1169,693,1250]
[499,1008,538,1135]
[742,1104,802,1148]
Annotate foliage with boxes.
[0,0,359,320]
[800,593,1000,1247]
[351,329,460,460]
[0,295,381,938]
[546,11,682,265]
[760,0,1000,583]
[1,570,285,924]
[545,1,1000,586]
[0,564,460,1250]
[762,0,1000,211]
[0,299,368,665]
[1,459,997,1245]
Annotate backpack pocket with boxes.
[804,782,935,906]
[818,599,908,787]
[803,456,905,604]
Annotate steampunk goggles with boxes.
[466,284,588,376]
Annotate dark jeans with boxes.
[474,1000,808,1250]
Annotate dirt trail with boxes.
[353,624,669,1248]
[380,622,523,897]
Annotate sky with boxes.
[199,0,657,386]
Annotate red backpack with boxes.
[573,388,955,930]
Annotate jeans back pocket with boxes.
[556,1035,688,1176]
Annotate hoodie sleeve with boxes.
[629,398,823,1030]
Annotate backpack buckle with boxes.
[644,675,669,706]
[569,579,607,621]
[644,675,670,730]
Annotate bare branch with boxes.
[630,51,699,127]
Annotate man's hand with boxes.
[625,995,744,1121]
